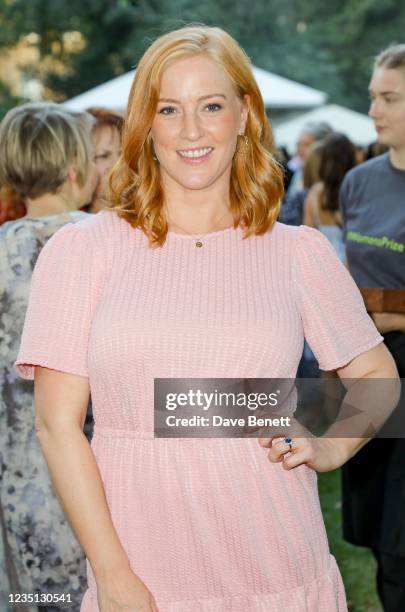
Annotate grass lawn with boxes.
[318,469,382,612]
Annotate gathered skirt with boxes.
[80,430,347,611]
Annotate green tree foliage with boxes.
[298,0,405,110]
[0,0,405,112]
[0,81,21,119]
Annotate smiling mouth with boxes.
[177,147,213,158]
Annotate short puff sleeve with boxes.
[293,226,383,370]
[15,222,102,379]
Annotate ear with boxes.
[67,165,79,184]
[239,94,250,135]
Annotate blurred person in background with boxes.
[86,107,123,213]
[280,140,323,226]
[286,121,333,195]
[0,102,97,610]
[340,44,405,612]
[0,184,26,224]
[304,132,357,263]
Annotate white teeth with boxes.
[178,147,212,158]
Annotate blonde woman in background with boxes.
[0,103,97,611]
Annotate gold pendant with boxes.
[195,240,203,248]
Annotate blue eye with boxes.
[158,106,176,115]
[206,103,222,112]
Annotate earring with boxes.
[236,134,249,156]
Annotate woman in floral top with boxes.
[0,103,97,611]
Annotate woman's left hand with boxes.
[258,436,353,473]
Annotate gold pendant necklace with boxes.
[168,210,231,248]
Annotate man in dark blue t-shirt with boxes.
[340,44,405,612]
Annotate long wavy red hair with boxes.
[109,25,284,247]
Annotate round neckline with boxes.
[166,224,241,240]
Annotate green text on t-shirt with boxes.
[347,231,404,253]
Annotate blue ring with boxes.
[284,437,293,450]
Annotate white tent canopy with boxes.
[274,104,376,152]
[63,66,327,112]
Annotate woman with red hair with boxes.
[16,26,396,611]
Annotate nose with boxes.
[369,98,381,120]
[180,110,203,141]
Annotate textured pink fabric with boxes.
[16,210,382,611]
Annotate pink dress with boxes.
[16,210,382,611]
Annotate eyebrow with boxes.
[157,94,227,103]
[368,88,400,95]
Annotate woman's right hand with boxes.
[96,566,160,611]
